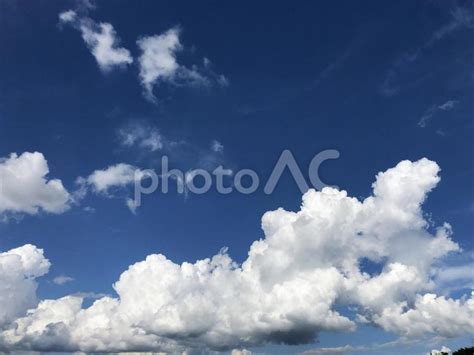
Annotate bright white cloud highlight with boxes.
[0,158,472,352]
[0,152,71,217]
[82,163,142,193]
[0,245,50,328]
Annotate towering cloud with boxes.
[0,159,472,352]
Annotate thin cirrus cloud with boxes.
[0,152,71,220]
[418,99,460,128]
[380,7,474,97]
[59,9,227,101]
[0,158,472,352]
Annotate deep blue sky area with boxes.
[0,1,473,354]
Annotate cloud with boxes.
[0,159,473,352]
[211,140,224,153]
[381,7,474,96]
[59,10,133,71]
[418,100,460,128]
[0,245,50,328]
[438,100,459,111]
[80,163,142,193]
[137,27,227,102]
[0,152,71,218]
[117,122,164,152]
[58,10,76,23]
[52,276,74,286]
[76,163,146,212]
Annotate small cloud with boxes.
[211,139,224,153]
[83,206,95,213]
[438,100,459,111]
[117,122,164,152]
[137,27,227,102]
[59,8,133,72]
[58,10,77,23]
[418,99,460,128]
[52,275,74,285]
[76,164,147,213]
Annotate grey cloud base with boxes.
[0,159,473,352]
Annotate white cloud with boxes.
[81,163,142,193]
[58,10,77,23]
[79,21,133,71]
[76,163,146,212]
[52,276,74,285]
[0,152,71,218]
[0,245,50,328]
[59,11,133,71]
[0,159,473,352]
[137,27,225,102]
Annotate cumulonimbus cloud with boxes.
[0,158,472,352]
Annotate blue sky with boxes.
[0,1,473,354]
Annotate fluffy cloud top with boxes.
[59,11,133,71]
[0,159,472,352]
[0,245,50,328]
[0,152,71,217]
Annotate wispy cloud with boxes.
[117,122,164,152]
[418,99,460,128]
[381,7,474,96]
[52,275,74,285]
[210,139,224,153]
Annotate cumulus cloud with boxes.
[0,245,50,328]
[137,27,227,102]
[76,163,145,212]
[0,152,71,218]
[59,10,133,71]
[80,163,142,193]
[0,159,473,352]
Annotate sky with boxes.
[0,0,473,354]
